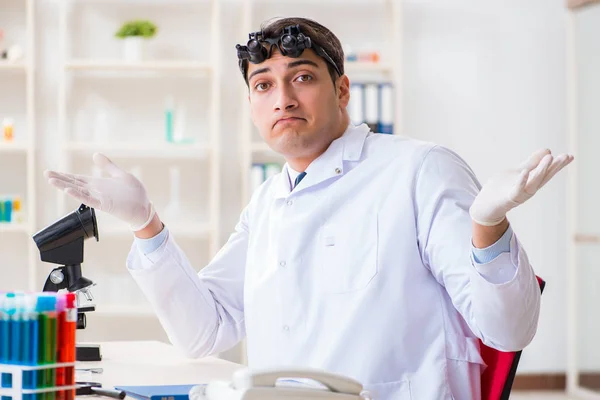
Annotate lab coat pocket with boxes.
[445,336,487,399]
[321,212,379,294]
[445,336,486,366]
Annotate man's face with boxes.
[247,47,350,161]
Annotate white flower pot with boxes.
[122,36,144,62]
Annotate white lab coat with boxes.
[127,123,541,400]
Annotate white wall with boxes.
[402,0,568,373]
[2,0,572,372]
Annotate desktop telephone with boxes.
[190,368,373,400]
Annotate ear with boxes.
[337,75,350,109]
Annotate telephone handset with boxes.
[190,368,373,400]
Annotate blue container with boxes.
[0,199,12,223]
[4,200,12,223]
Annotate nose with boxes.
[273,85,298,112]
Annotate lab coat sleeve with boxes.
[415,145,541,352]
[126,208,249,359]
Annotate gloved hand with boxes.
[469,148,574,226]
[44,153,155,231]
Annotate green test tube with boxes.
[36,295,57,400]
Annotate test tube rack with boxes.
[0,362,76,400]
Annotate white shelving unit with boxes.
[0,0,37,291]
[0,62,27,71]
[0,222,30,234]
[0,142,29,152]
[64,60,213,72]
[55,0,222,321]
[63,142,212,159]
[238,0,403,206]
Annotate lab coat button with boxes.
[280,261,286,267]
[287,200,293,206]
[283,325,290,332]
[335,167,342,174]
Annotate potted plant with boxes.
[115,20,158,62]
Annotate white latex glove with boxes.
[44,153,155,231]
[469,148,574,226]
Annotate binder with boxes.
[378,83,394,134]
[348,83,365,126]
[364,83,379,133]
[115,384,201,400]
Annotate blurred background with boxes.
[0,0,598,397]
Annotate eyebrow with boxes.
[248,67,270,82]
[287,59,319,70]
[247,59,320,82]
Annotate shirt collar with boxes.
[287,166,302,190]
[276,123,370,198]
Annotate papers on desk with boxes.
[115,384,203,400]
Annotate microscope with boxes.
[33,203,102,362]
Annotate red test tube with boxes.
[64,294,76,400]
[55,295,66,400]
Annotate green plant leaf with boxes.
[115,20,158,39]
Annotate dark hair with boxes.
[240,17,345,86]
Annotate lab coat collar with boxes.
[274,123,370,199]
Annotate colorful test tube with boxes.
[36,294,57,400]
[64,294,76,400]
[2,293,16,399]
[22,294,39,400]
[55,295,66,400]
[0,293,11,400]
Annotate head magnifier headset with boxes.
[236,24,343,79]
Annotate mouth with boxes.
[274,117,305,128]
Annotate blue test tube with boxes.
[0,294,5,362]
[1,293,15,400]
[10,294,23,365]
[0,294,7,399]
[22,294,39,400]
[10,294,24,399]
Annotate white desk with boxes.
[76,341,243,388]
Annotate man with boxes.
[45,17,573,399]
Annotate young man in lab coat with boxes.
[46,17,573,400]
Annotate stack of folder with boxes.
[348,82,394,134]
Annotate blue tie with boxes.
[294,172,307,188]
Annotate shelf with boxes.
[64,142,210,159]
[345,62,394,75]
[65,60,212,73]
[575,234,600,244]
[70,0,208,4]
[0,62,27,72]
[100,222,212,238]
[252,0,390,4]
[0,223,30,234]
[0,142,29,153]
[92,305,156,317]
